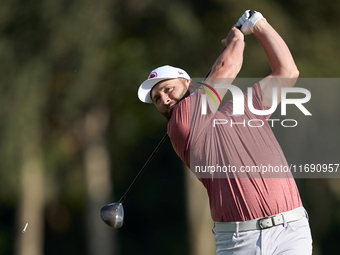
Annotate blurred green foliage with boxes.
[0,0,339,254]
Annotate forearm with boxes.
[209,38,245,79]
[203,30,245,113]
[254,19,299,79]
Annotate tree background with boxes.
[0,0,339,254]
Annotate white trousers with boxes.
[214,209,313,255]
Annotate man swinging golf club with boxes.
[138,10,312,255]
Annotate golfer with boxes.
[138,10,312,255]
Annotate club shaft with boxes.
[118,132,168,203]
[116,10,255,205]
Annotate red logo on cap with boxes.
[149,72,157,79]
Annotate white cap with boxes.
[138,65,190,103]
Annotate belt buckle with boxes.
[258,217,274,229]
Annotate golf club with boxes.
[100,66,211,228]
[100,10,255,228]
[100,132,168,228]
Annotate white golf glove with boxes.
[236,10,265,35]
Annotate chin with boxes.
[163,98,184,120]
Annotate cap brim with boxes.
[138,77,173,103]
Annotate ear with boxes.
[186,79,194,87]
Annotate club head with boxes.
[100,202,124,228]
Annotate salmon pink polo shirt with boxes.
[167,83,302,222]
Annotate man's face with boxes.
[151,78,190,120]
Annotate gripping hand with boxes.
[236,10,265,35]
